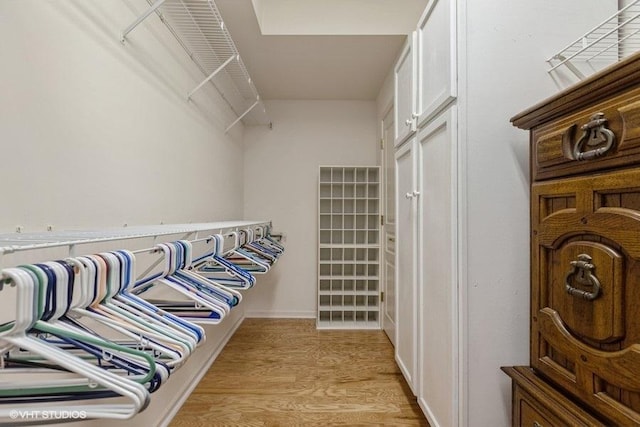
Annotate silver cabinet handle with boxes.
[405,192,413,199]
[412,190,420,198]
[405,119,412,126]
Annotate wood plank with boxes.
[170,318,428,426]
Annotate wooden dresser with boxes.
[504,52,640,426]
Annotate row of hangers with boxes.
[0,226,284,424]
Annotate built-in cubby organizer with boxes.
[317,166,381,329]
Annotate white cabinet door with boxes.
[417,107,459,427]
[394,137,418,394]
[394,32,417,147]
[416,0,456,127]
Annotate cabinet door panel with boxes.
[417,0,456,126]
[394,33,417,146]
[417,107,458,427]
[395,138,417,393]
[532,168,640,426]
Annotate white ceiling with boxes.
[215,0,427,100]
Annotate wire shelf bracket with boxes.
[188,54,237,100]
[225,98,259,133]
[547,1,640,80]
[120,0,270,131]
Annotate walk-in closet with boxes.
[1,1,638,426]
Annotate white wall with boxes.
[0,1,248,426]
[0,0,245,233]
[242,100,378,317]
[462,1,617,426]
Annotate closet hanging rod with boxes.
[0,221,270,255]
[129,230,237,255]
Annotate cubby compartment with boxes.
[331,264,343,276]
[320,184,332,198]
[340,230,351,244]
[344,280,355,291]
[368,183,379,198]
[344,248,354,261]
[319,230,331,244]
[319,264,331,276]
[332,184,343,198]
[344,215,355,229]
[320,169,332,183]
[343,264,354,276]
[344,200,354,214]
[320,215,331,229]
[344,184,355,198]
[332,216,343,229]
[344,168,355,183]
[319,248,331,260]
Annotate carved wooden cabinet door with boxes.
[531,168,640,426]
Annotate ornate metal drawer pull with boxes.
[573,112,615,161]
[565,253,601,301]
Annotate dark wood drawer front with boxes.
[532,88,640,181]
[531,168,640,425]
[519,395,560,427]
[503,367,604,427]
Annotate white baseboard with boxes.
[160,314,245,427]
[418,396,441,427]
[245,310,316,319]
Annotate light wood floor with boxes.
[170,318,428,426]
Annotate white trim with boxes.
[419,396,443,427]
[161,314,246,427]
[456,0,469,425]
[317,323,381,330]
[245,310,316,319]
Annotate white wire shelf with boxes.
[0,221,270,255]
[547,1,640,79]
[121,0,270,132]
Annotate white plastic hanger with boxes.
[0,267,150,422]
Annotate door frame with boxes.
[381,103,396,345]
